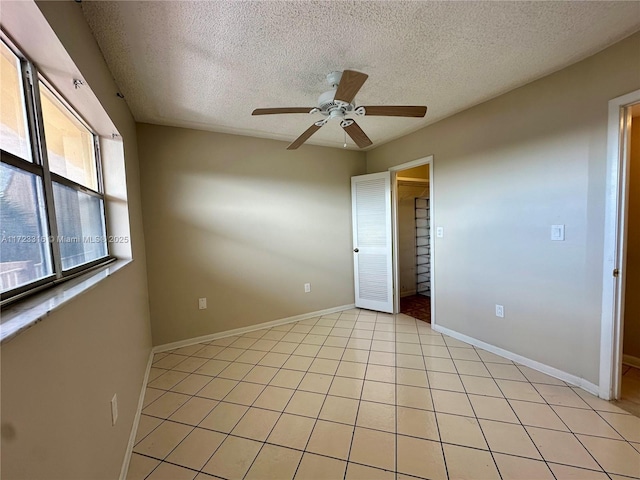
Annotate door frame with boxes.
[600,89,640,400]
[389,156,434,321]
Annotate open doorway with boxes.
[619,103,640,415]
[601,90,640,404]
[390,157,433,322]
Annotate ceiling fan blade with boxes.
[252,107,314,115]
[287,124,322,150]
[334,70,368,104]
[343,120,372,148]
[361,106,427,117]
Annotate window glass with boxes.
[0,163,52,292]
[0,39,111,304]
[0,41,31,162]
[40,83,98,190]
[53,182,107,270]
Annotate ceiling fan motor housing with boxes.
[318,88,354,116]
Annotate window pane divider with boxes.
[28,62,63,279]
[49,171,103,198]
[0,151,42,176]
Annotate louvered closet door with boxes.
[351,172,393,313]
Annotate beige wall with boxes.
[137,124,366,346]
[367,32,640,385]
[1,2,152,479]
[624,118,640,360]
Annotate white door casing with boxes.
[600,90,640,400]
[351,172,394,313]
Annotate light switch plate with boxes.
[551,224,565,241]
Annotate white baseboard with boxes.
[623,354,640,369]
[153,304,356,353]
[432,324,600,396]
[119,349,154,480]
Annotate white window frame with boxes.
[0,34,113,306]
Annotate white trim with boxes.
[392,173,400,313]
[389,156,434,327]
[433,324,599,396]
[153,304,355,353]
[623,354,640,369]
[389,157,432,171]
[600,89,640,400]
[119,349,154,480]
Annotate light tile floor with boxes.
[128,309,640,480]
[619,365,640,417]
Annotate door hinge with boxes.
[613,268,620,278]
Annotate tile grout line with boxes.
[589,400,640,455]
[132,428,628,480]
[146,349,631,439]
[342,310,374,480]
[419,329,450,480]
[283,312,360,480]
[143,316,311,479]
[478,348,569,479]
[195,317,311,478]
[526,379,610,477]
[135,311,638,480]
[145,314,423,479]
[146,328,278,478]
[444,337,504,480]
[227,313,343,480]
[226,309,366,479]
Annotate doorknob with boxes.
[354,248,359,253]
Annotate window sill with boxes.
[0,258,132,344]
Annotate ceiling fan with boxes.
[252,70,427,150]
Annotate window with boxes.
[0,38,110,304]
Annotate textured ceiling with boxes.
[81,1,640,150]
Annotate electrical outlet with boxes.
[304,283,311,293]
[198,298,207,310]
[110,394,118,426]
[495,304,504,318]
[436,227,444,238]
